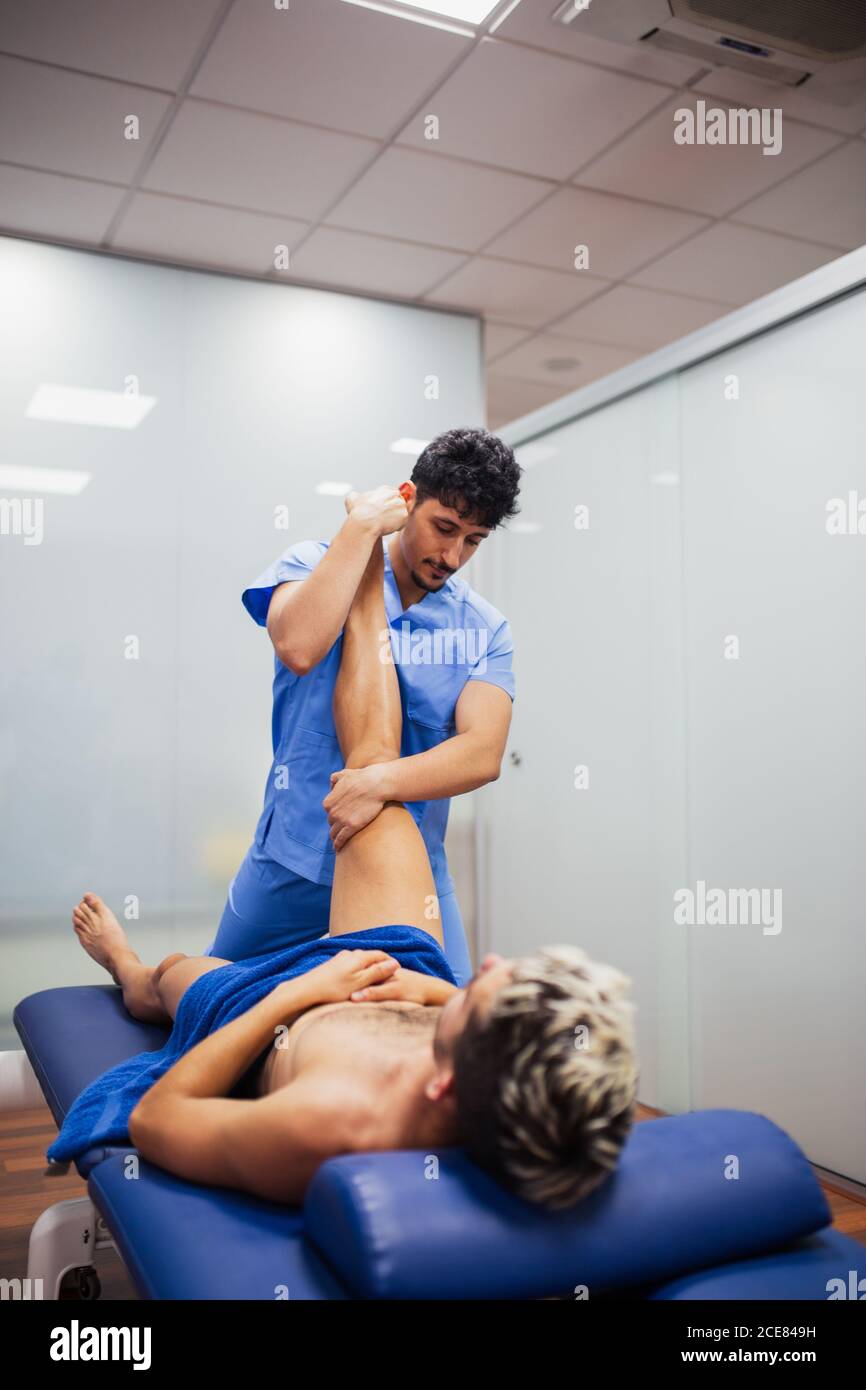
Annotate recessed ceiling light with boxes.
[316,480,354,496]
[26,383,156,429]
[338,0,499,35]
[487,0,523,32]
[552,0,592,26]
[390,437,429,455]
[387,0,499,18]
[543,356,581,372]
[0,464,92,495]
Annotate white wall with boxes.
[483,282,866,1182]
[0,236,484,1043]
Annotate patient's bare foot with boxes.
[72,893,138,986]
[71,892,171,1024]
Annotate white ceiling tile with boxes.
[492,332,638,388]
[484,321,531,360]
[577,95,843,217]
[485,184,709,278]
[0,0,222,89]
[394,37,670,180]
[191,0,470,139]
[112,191,310,274]
[142,99,378,220]
[425,255,609,327]
[495,0,705,88]
[3,3,856,340]
[630,222,840,305]
[0,163,125,241]
[694,68,866,138]
[555,282,728,350]
[288,225,467,298]
[731,141,866,252]
[328,146,551,252]
[0,55,173,181]
[486,371,566,431]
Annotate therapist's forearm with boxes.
[376,734,500,803]
[133,980,314,1106]
[269,513,380,673]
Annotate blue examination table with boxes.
[13,983,863,1300]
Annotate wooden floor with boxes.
[0,1104,137,1298]
[2,1101,864,1300]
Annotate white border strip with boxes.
[497,246,866,448]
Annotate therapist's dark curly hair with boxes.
[450,946,639,1210]
[411,428,521,530]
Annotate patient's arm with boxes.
[129,956,404,1197]
[132,978,316,1115]
[129,1073,360,1204]
[131,953,399,1132]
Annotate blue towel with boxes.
[46,925,456,1164]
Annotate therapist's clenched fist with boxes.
[343,484,411,536]
[323,765,387,850]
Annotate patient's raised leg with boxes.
[71,893,230,1025]
[328,541,442,946]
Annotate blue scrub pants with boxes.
[206,840,473,986]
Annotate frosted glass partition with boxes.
[484,267,866,1182]
[0,236,483,1046]
[481,378,690,1115]
[679,290,866,1184]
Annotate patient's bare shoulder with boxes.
[224,1072,373,1205]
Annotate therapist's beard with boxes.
[411,565,450,593]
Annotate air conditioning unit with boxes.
[552,0,866,101]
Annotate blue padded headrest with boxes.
[304,1109,831,1299]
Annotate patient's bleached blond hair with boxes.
[452,945,639,1210]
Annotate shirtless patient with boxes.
[70,535,638,1211]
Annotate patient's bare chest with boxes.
[258,1000,436,1093]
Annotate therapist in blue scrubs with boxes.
[208,428,521,985]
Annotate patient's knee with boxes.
[153,952,188,984]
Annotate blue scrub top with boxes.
[243,538,516,893]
